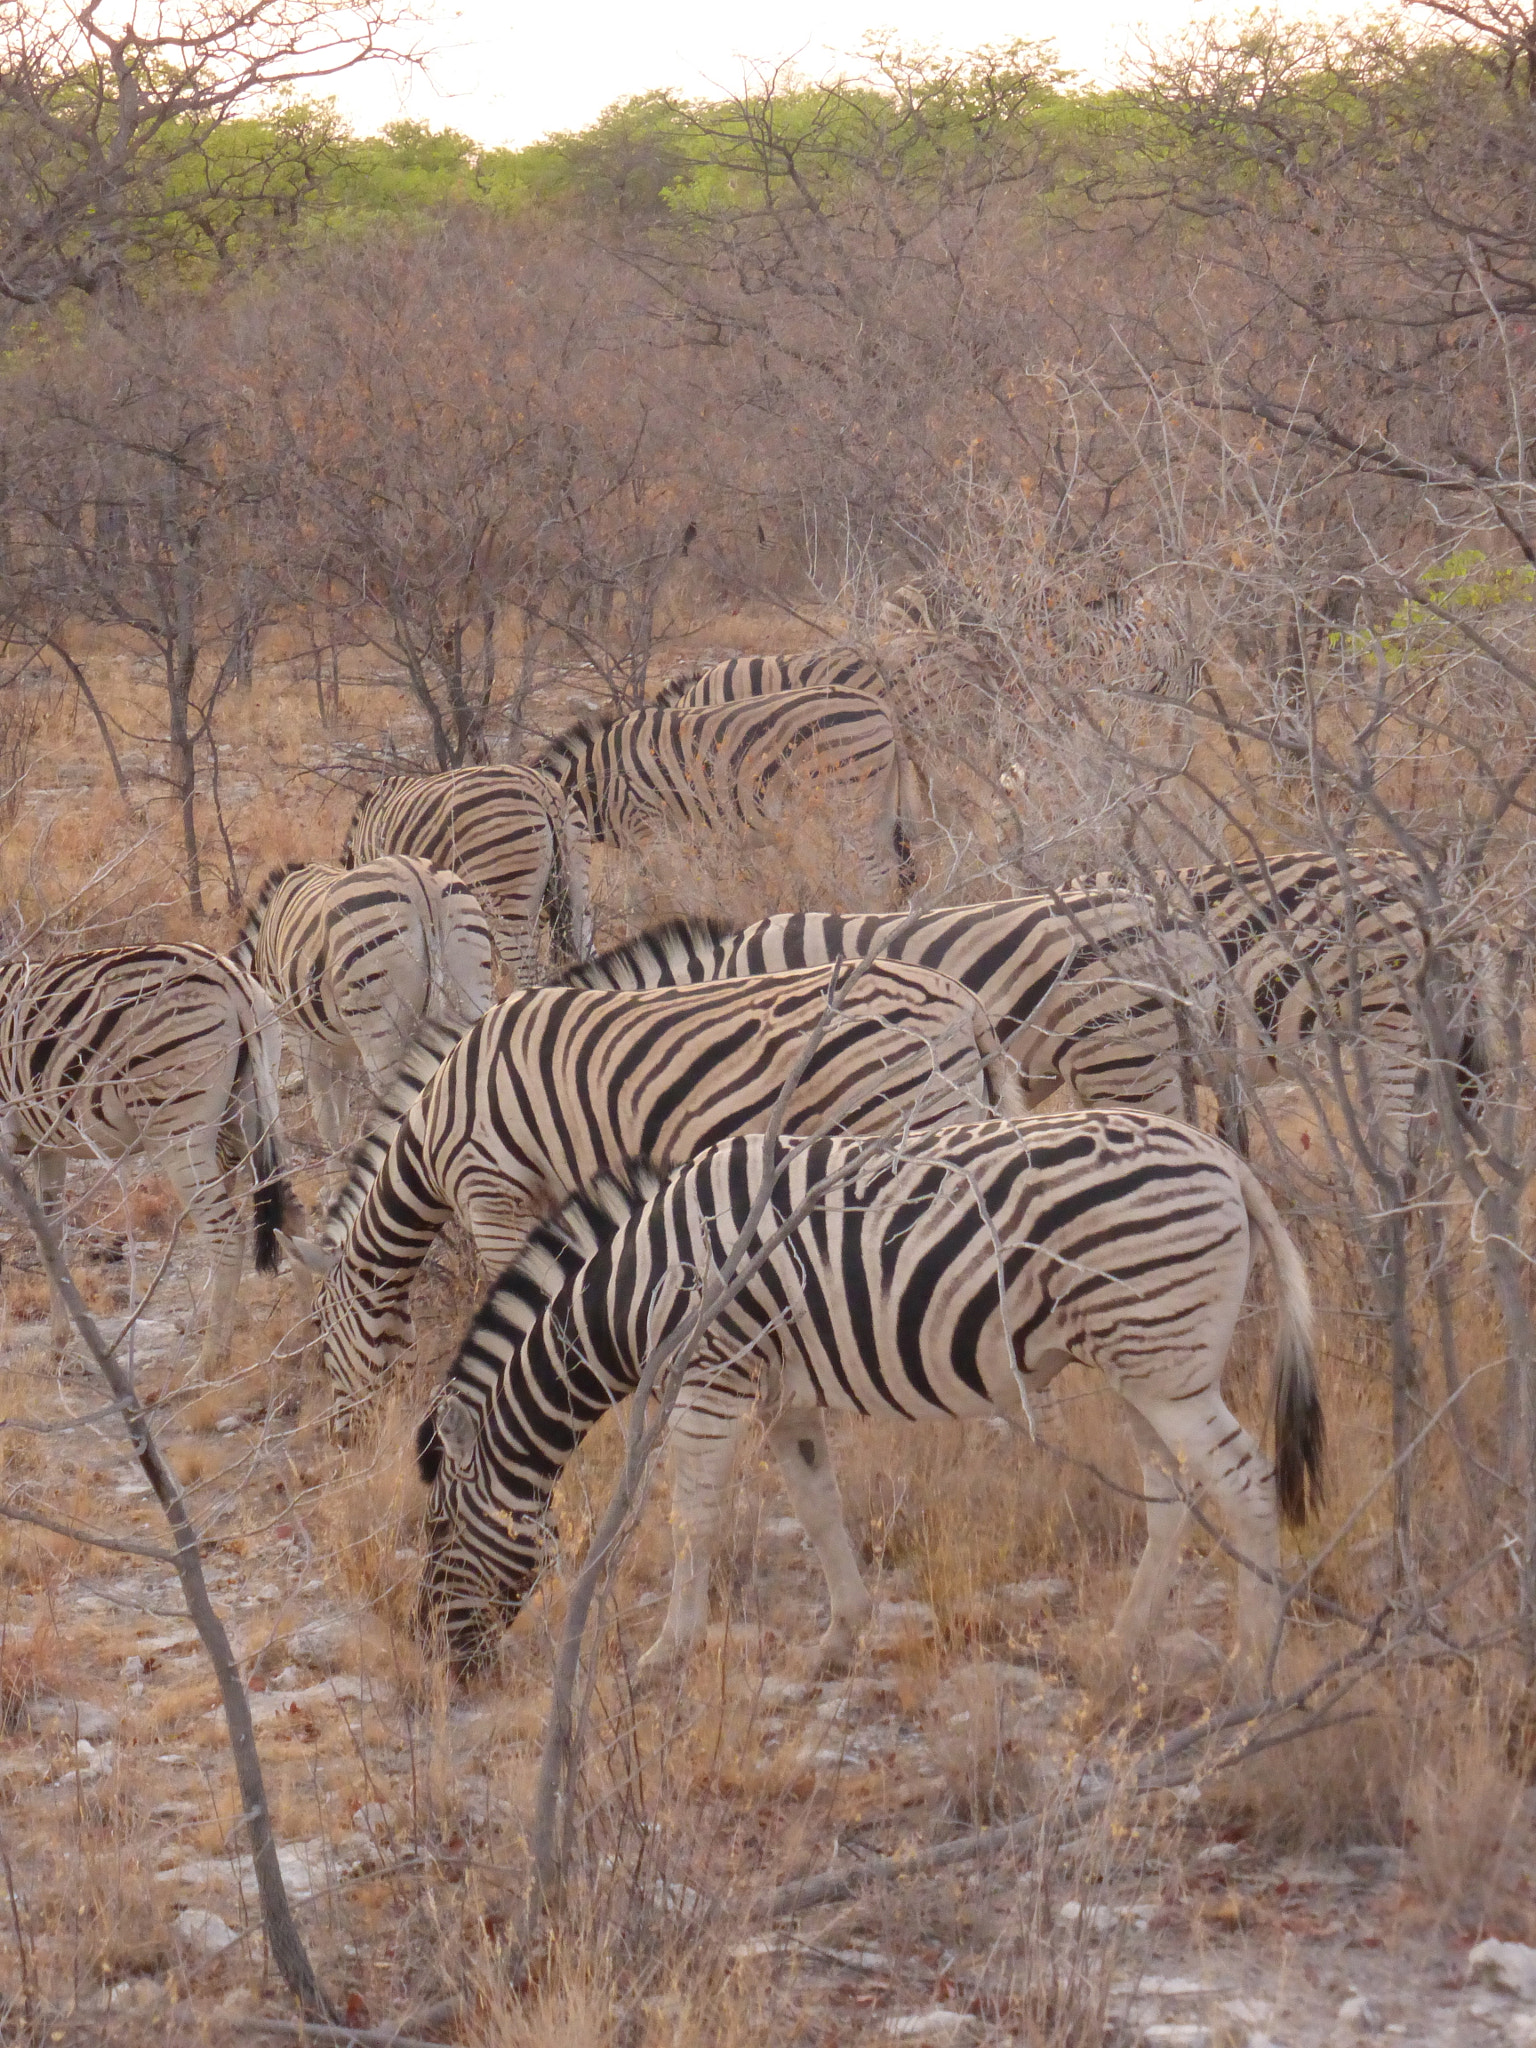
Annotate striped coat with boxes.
[562,851,1432,1160]
[0,944,292,1370]
[417,1117,1323,1681]
[290,962,1027,1410]
[536,689,912,902]
[231,855,495,1150]
[342,766,592,980]
[654,648,890,710]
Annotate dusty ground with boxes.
[2,644,1534,2045]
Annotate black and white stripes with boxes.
[232,855,495,1148]
[295,961,1027,1408]
[415,1116,1323,1679]
[0,943,292,1370]
[342,765,592,978]
[537,689,913,901]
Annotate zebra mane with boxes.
[460,1159,671,1352]
[533,714,618,779]
[651,667,711,709]
[559,918,734,990]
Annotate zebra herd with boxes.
[7,638,1461,1696]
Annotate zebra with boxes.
[415,1115,1324,1686]
[0,943,293,1373]
[231,855,496,1150]
[341,766,593,980]
[558,850,1434,1163]
[653,647,890,710]
[534,689,913,903]
[282,962,1029,1412]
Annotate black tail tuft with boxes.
[1273,1338,1326,1528]
[253,1172,292,1276]
[894,820,915,894]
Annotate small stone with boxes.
[173,1908,239,1956]
[884,2013,981,2043]
[1335,1995,1382,2032]
[121,1655,144,1682]
[993,1576,1070,1614]
[757,1676,813,1707]
[28,1696,116,1741]
[353,1801,395,1840]
[1143,2029,1209,2047]
[1194,1842,1243,1867]
[1471,1941,1536,2003]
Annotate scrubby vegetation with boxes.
[6,0,1536,2041]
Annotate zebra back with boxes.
[536,689,909,899]
[653,647,890,711]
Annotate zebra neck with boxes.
[320,1016,463,1243]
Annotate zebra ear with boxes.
[435,1393,479,1473]
[278,1231,340,1281]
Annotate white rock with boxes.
[1194,1842,1242,1867]
[1471,1941,1536,2003]
[883,2013,980,2043]
[173,1908,239,1956]
[871,1599,938,1637]
[1336,1994,1381,2031]
[993,1577,1070,1612]
[1058,1899,1156,1933]
[353,1801,395,1839]
[757,1677,812,1707]
[1143,2029,1209,2047]
[121,1655,144,1681]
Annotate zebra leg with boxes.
[303,1037,355,1154]
[1114,1392,1282,1689]
[161,1144,245,1377]
[36,1148,71,1354]
[635,1385,754,1677]
[766,1408,873,1675]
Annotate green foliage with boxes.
[1334,552,1536,669]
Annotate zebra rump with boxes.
[341,765,592,975]
[415,1117,1324,1679]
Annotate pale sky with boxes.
[329,0,1357,150]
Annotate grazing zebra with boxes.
[0,944,292,1372]
[341,766,592,979]
[284,962,1027,1411]
[416,1116,1324,1684]
[535,689,912,902]
[654,647,890,710]
[231,856,496,1150]
[561,849,1433,1161]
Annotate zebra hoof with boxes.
[812,1627,860,1679]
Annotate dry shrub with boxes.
[1404,1686,1529,1934]
[928,1658,1041,1821]
[1198,1679,1407,1853]
[589,797,896,939]
[306,1394,429,1632]
[0,1620,66,1731]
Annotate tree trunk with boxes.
[166,641,202,913]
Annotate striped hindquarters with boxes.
[342,766,592,975]
[234,854,494,1086]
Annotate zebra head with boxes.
[414,1389,555,1676]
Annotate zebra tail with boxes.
[242,989,294,1277]
[976,1014,1028,1118]
[1236,1158,1325,1527]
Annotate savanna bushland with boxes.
[4,2,1536,2042]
